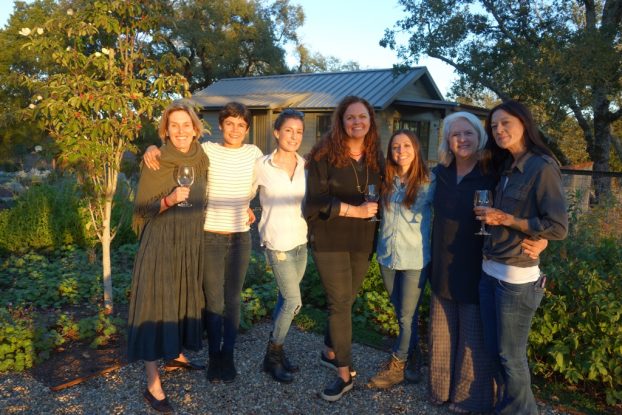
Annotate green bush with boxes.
[0,308,35,373]
[533,201,622,405]
[0,176,94,254]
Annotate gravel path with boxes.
[0,322,570,414]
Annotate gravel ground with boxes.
[0,322,570,414]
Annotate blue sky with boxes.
[0,0,457,96]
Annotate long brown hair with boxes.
[382,129,430,209]
[485,100,559,172]
[306,96,381,172]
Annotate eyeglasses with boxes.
[282,108,304,118]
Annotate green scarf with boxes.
[132,141,209,235]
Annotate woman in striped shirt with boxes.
[143,102,262,384]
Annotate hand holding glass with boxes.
[176,166,194,207]
[474,190,492,235]
[365,184,380,222]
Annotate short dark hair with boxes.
[219,102,251,127]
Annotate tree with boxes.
[158,0,304,91]
[293,44,361,73]
[0,0,58,168]
[19,0,189,313]
[382,0,622,194]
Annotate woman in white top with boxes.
[253,109,307,383]
[144,102,262,384]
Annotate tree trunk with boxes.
[591,92,613,200]
[102,193,114,314]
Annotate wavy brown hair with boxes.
[306,96,381,172]
[381,129,430,209]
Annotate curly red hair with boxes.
[307,96,381,172]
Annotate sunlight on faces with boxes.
[490,109,526,154]
[448,118,479,162]
[343,102,370,140]
[274,118,304,153]
[391,133,416,175]
[220,116,249,148]
[167,110,196,153]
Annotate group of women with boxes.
[126,95,567,414]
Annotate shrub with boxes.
[0,175,94,254]
[0,308,35,373]
[533,200,622,405]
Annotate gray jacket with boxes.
[483,151,568,267]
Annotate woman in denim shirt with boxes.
[369,129,435,389]
[475,101,568,415]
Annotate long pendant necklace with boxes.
[349,158,369,194]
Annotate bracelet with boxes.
[344,204,350,217]
[163,196,171,208]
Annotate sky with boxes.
[0,0,457,96]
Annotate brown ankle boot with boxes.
[368,355,405,389]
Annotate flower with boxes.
[19,27,31,36]
[66,46,72,51]
[28,103,35,109]
[67,8,74,16]
[36,95,43,101]
[101,48,109,55]
[36,27,44,35]
[94,52,101,57]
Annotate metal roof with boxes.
[192,67,445,110]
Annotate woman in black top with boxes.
[304,96,382,401]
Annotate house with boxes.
[191,68,484,161]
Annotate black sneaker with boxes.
[320,352,357,378]
[320,376,353,402]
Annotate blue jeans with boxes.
[479,272,544,415]
[380,265,426,360]
[266,244,307,345]
[203,231,251,355]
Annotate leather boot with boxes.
[220,351,237,383]
[263,341,294,383]
[281,348,299,373]
[206,352,221,383]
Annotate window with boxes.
[316,115,331,140]
[393,119,431,159]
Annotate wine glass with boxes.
[365,184,380,222]
[176,166,194,207]
[474,190,492,235]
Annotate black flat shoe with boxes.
[143,389,174,413]
[164,359,206,371]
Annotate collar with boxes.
[504,150,534,174]
[267,149,303,168]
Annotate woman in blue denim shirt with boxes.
[475,101,568,415]
[369,129,435,389]
[253,109,307,384]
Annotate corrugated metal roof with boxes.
[192,68,444,110]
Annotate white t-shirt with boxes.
[202,141,263,233]
[252,151,308,251]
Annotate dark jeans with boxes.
[479,271,544,415]
[312,250,371,368]
[203,231,251,354]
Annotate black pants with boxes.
[312,250,371,368]
[203,231,251,354]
